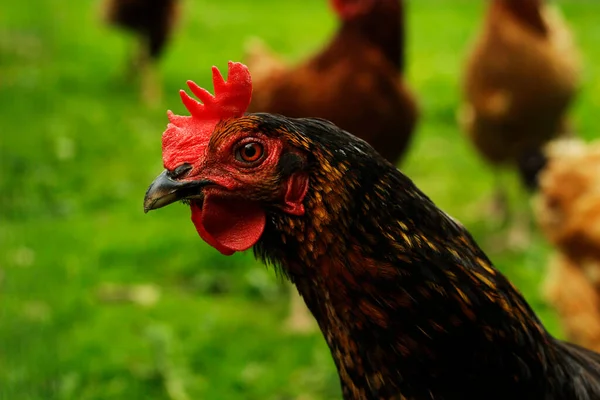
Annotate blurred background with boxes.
[1,0,600,399]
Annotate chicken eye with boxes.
[236,142,264,164]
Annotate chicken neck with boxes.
[253,120,562,398]
[335,0,406,72]
[494,0,548,36]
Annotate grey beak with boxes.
[143,169,212,213]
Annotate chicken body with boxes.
[245,0,417,331]
[246,0,417,166]
[535,139,600,353]
[102,0,180,103]
[146,110,600,399]
[103,0,179,61]
[460,0,580,190]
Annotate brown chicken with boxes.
[245,0,418,332]
[144,62,600,399]
[245,0,418,166]
[102,0,180,103]
[459,0,580,237]
[535,139,600,353]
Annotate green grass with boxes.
[1,0,600,398]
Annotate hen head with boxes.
[331,0,372,19]
[144,62,309,256]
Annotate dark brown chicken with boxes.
[245,0,418,166]
[102,0,180,103]
[144,62,600,399]
[459,0,580,236]
[246,0,418,331]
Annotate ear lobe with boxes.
[330,0,374,20]
[282,173,309,216]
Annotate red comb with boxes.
[161,61,253,170]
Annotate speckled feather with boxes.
[203,114,600,400]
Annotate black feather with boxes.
[243,114,600,399]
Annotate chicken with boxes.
[245,0,418,332]
[144,62,600,399]
[535,139,600,353]
[102,0,180,104]
[544,254,600,353]
[245,0,418,166]
[459,0,580,242]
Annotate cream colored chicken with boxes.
[535,139,600,352]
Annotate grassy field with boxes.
[1,0,600,399]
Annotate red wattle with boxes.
[190,195,265,255]
[191,202,235,255]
